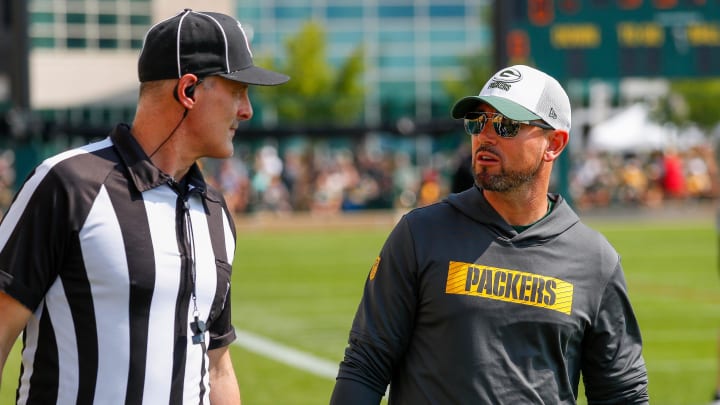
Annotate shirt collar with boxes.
[109,123,211,200]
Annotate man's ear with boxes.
[173,74,200,109]
[544,130,569,162]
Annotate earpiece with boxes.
[173,77,202,103]
[184,83,197,100]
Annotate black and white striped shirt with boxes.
[0,124,236,405]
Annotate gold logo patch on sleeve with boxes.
[445,261,573,315]
[369,256,381,280]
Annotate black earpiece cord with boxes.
[150,78,203,159]
[148,108,189,158]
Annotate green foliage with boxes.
[654,79,720,130]
[329,46,365,124]
[442,49,494,104]
[254,21,365,126]
[442,3,493,104]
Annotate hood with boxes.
[445,186,580,245]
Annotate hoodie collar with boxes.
[446,186,579,242]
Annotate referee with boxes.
[0,10,288,404]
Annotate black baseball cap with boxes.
[138,9,289,86]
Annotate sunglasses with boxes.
[463,112,554,138]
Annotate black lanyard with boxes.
[171,178,207,346]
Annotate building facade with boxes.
[22,0,489,129]
[236,0,490,127]
[25,0,232,128]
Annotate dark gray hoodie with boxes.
[332,186,649,404]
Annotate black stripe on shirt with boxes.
[206,198,234,348]
[169,193,192,405]
[62,237,99,405]
[27,303,59,404]
[104,168,155,405]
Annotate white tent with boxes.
[587,104,670,152]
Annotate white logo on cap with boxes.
[487,67,523,91]
[493,68,523,83]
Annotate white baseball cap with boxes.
[451,65,571,132]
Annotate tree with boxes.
[254,21,365,127]
[441,1,494,104]
[442,49,494,104]
[655,79,720,131]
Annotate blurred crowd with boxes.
[0,139,717,218]
[0,150,15,215]
[200,138,719,218]
[570,144,718,210]
[201,142,425,216]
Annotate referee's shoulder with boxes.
[38,137,119,185]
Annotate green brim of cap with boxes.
[450,95,542,121]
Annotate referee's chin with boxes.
[205,143,235,160]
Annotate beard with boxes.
[473,151,544,192]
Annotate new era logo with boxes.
[549,107,557,120]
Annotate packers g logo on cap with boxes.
[493,68,523,83]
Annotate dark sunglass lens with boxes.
[464,112,488,135]
[464,118,484,135]
[494,116,520,137]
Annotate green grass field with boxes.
[1,214,718,404]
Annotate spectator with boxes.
[619,156,648,205]
[393,151,420,209]
[217,157,251,215]
[0,150,15,216]
[662,148,687,199]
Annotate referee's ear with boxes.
[543,129,569,162]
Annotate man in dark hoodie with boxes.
[330,65,649,404]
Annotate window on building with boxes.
[129,14,150,25]
[32,37,55,48]
[99,14,118,25]
[379,30,415,42]
[275,6,312,19]
[326,6,363,19]
[99,38,118,49]
[378,5,414,18]
[30,0,151,50]
[33,12,54,24]
[67,37,87,48]
[429,29,466,42]
[66,13,86,24]
[330,30,364,44]
[429,5,466,18]
[430,54,460,67]
[378,54,415,69]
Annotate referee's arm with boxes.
[0,291,32,388]
[208,346,241,405]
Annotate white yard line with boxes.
[233,330,390,402]
[233,329,339,379]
